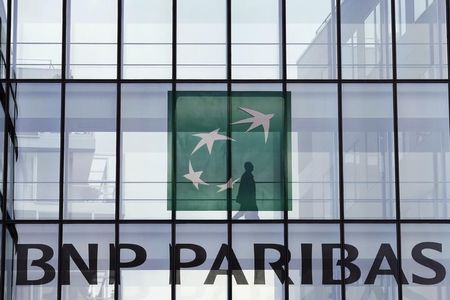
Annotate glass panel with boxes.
[61,224,114,299]
[397,84,450,219]
[395,0,448,79]
[232,224,284,299]
[14,84,60,220]
[177,0,226,79]
[343,84,395,219]
[345,224,398,298]
[289,224,341,299]
[0,0,7,79]
[232,0,281,79]
[11,225,59,300]
[123,0,172,79]
[67,0,117,79]
[119,224,171,299]
[12,0,62,78]
[0,106,4,195]
[4,227,14,299]
[288,84,339,219]
[231,84,285,220]
[121,84,170,219]
[402,224,450,299]
[65,84,116,219]
[176,224,227,300]
[175,83,227,220]
[7,136,14,218]
[341,0,392,79]
[286,0,337,79]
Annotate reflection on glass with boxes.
[123,0,172,79]
[11,225,59,300]
[0,0,7,79]
[286,0,337,79]
[121,84,170,219]
[0,107,4,195]
[345,224,398,298]
[4,228,14,300]
[232,224,283,300]
[65,84,116,219]
[119,225,171,300]
[402,224,450,300]
[398,84,450,218]
[288,84,339,219]
[67,0,117,79]
[62,224,114,300]
[177,0,226,79]
[14,84,61,219]
[289,224,341,299]
[175,83,228,220]
[341,0,392,79]
[395,0,448,79]
[343,84,395,219]
[13,0,62,78]
[232,0,281,79]
[176,224,227,300]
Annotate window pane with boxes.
[341,0,392,79]
[345,224,398,298]
[287,0,337,79]
[68,0,117,79]
[4,228,15,299]
[11,225,59,300]
[395,0,448,79]
[123,0,171,79]
[175,83,228,220]
[232,0,281,79]
[65,84,116,219]
[15,84,61,219]
[62,224,114,299]
[12,0,62,78]
[0,107,4,196]
[343,84,395,219]
[121,84,170,219]
[398,84,450,219]
[0,1,7,79]
[13,0,62,78]
[289,224,341,299]
[176,224,227,300]
[232,224,283,300]
[288,84,339,219]
[177,0,226,79]
[402,224,450,299]
[119,224,171,299]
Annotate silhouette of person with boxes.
[233,162,259,219]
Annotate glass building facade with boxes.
[0,0,448,299]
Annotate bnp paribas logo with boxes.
[168,91,291,217]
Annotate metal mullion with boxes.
[0,0,12,298]
[280,0,289,299]
[114,0,122,299]
[336,0,346,298]
[57,0,67,299]
[3,78,450,84]
[226,0,232,298]
[446,0,450,162]
[171,0,177,299]
[390,0,403,298]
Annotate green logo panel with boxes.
[168,91,291,212]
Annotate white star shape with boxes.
[183,161,208,190]
[217,177,240,193]
[232,107,274,143]
[192,128,234,155]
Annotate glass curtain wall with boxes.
[0,0,448,300]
